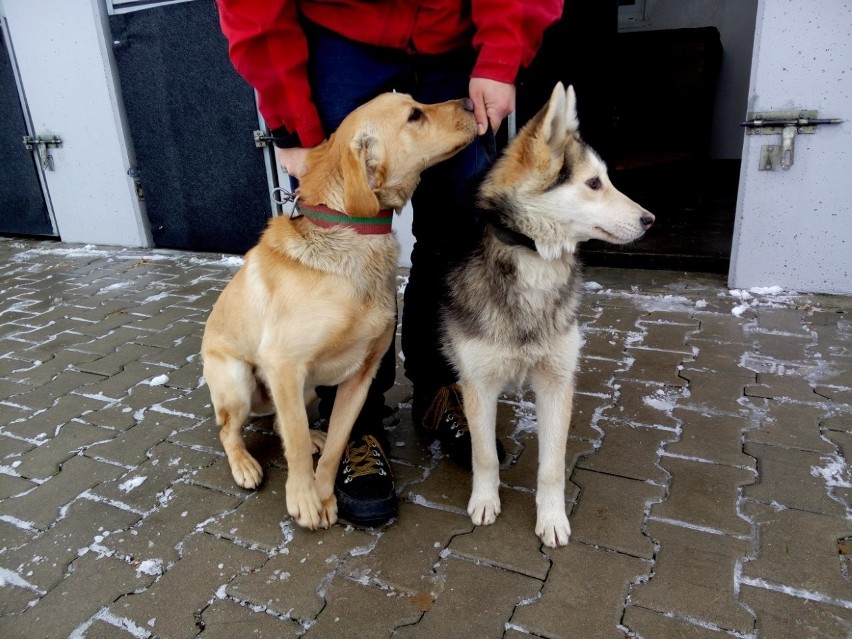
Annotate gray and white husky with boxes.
[441,83,654,547]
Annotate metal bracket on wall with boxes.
[22,134,63,171]
[741,110,843,171]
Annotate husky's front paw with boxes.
[228,450,264,489]
[286,479,324,530]
[536,510,571,548]
[468,491,501,526]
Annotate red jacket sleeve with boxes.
[470,0,563,83]
[215,0,326,147]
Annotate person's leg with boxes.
[302,22,413,525]
[402,49,500,465]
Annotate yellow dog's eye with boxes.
[408,108,424,122]
[585,177,602,190]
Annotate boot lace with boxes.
[422,384,469,437]
[342,435,389,483]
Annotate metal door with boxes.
[108,0,272,253]
[0,23,56,237]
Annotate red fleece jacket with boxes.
[215,0,563,146]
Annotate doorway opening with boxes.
[516,0,758,275]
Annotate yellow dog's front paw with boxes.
[228,451,264,489]
[286,480,324,530]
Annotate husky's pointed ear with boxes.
[542,82,579,153]
[342,132,384,217]
[541,82,567,150]
[565,84,580,132]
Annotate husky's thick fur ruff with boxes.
[202,92,476,531]
[441,83,654,547]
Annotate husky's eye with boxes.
[408,108,424,122]
[586,177,602,190]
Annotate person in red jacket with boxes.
[215,0,562,527]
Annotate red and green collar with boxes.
[296,202,393,235]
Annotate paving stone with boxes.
[678,369,753,411]
[634,322,696,354]
[80,361,173,403]
[511,542,651,639]
[570,469,664,558]
[577,420,675,483]
[746,373,820,402]
[5,370,106,411]
[92,441,218,513]
[4,395,109,444]
[76,343,160,377]
[84,417,183,469]
[652,457,755,537]
[0,497,140,592]
[0,519,37,555]
[590,305,646,331]
[746,402,834,453]
[815,384,852,403]
[667,409,755,468]
[740,503,852,603]
[0,554,154,639]
[13,421,115,479]
[580,328,628,361]
[631,521,754,633]
[111,532,267,639]
[690,314,753,345]
[740,583,852,639]
[9,349,102,386]
[575,357,620,395]
[622,605,737,638]
[0,472,36,500]
[743,442,847,516]
[395,555,540,639]
[683,340,753,373]
[601,380,681,429]
[304,576,422,638]
[198,599,302,639]
[405,458,471,515]
[226,524,374,619]
[448,488,551,579]
[76,619,146,638]
[753,333,814,361]
[70,327,152,356]
[501,432,593,496]
[1,455,125,530]
[615,347,693,386]
[205,464,295,551]
[755,308,812,335]
[104,483,241,565]
[566,392,612,441]
[343,501,471,593]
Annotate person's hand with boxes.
[469,78,516,136]
[274,146,312,179]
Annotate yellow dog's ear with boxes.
[342,132,386,217]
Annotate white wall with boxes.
[2,0,151,247]
[620,0,759,160]
[729,0,852,294]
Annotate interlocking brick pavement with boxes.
[1,237,850,638]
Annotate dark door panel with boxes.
[109,0,270,253]
[0,27,55,237]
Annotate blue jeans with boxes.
[304,22,495,427]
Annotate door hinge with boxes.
[253,130,274,148]
[740,111,843,171]
[23,134,63,171]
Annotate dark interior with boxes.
[517,2,738,274]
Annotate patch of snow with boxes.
[810,454,852,488]
[118,476,147,493]
[0,567,45,593]
[145,374,169,387]
[748,286,784,296]
[135,558,163,578]
[731,304,750,317]
[583,281,603,291]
